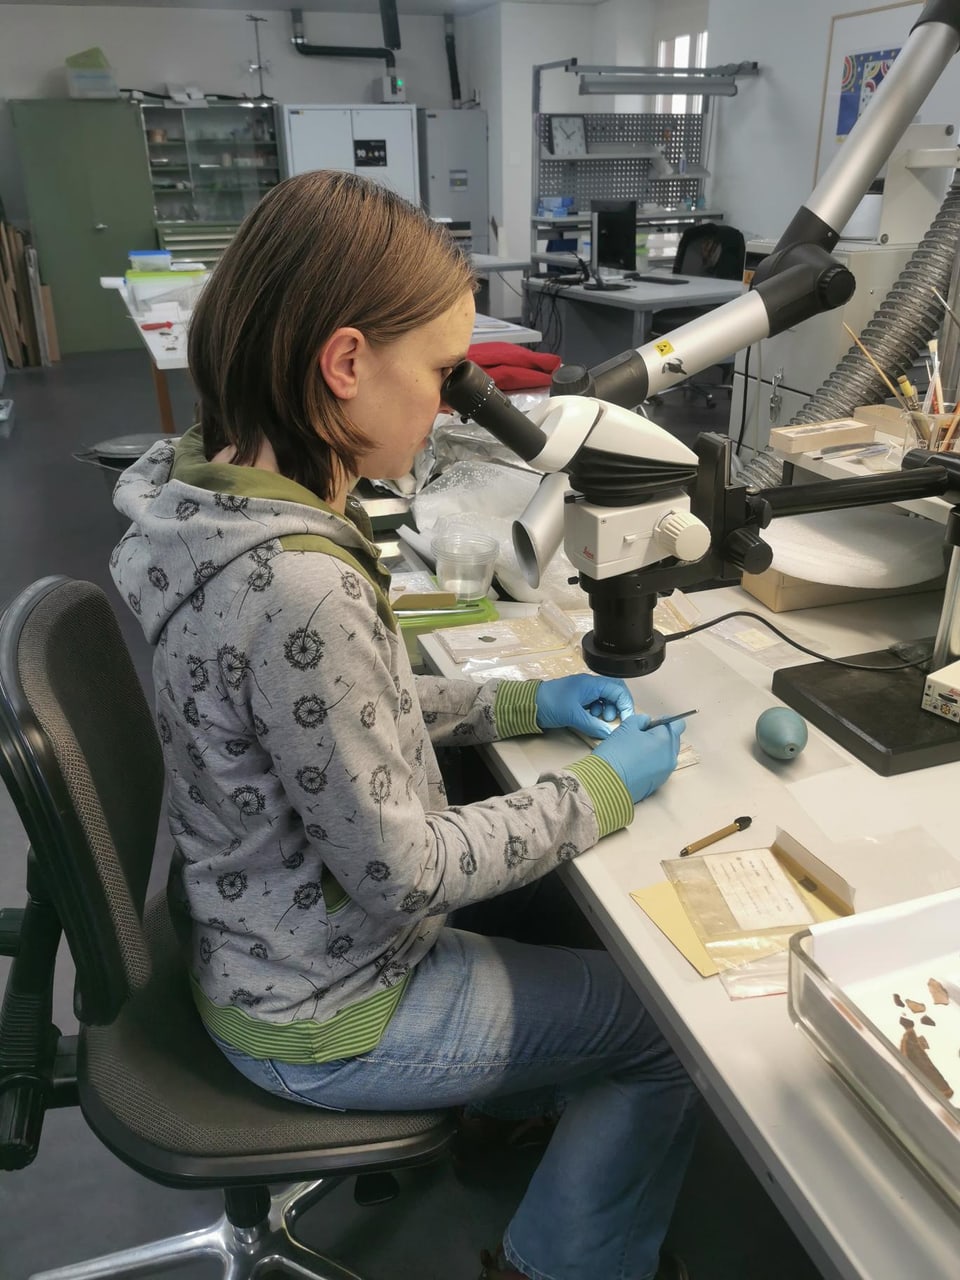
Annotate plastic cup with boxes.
[431,532,499,602]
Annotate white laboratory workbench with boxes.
[100,280,541,435]
[419,584,960,1280]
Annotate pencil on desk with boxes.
[679,814,752,857]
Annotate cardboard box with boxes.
[741,567,944,612]
[65,47,118,99]
[852,403,912,439]
[66,68,118,98]
[769,418,876,455]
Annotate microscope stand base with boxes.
[772,652,960,777]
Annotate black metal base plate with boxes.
[772,651,960,777]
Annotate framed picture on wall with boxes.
[813,1,960,182]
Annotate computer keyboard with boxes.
[624,273,690,285]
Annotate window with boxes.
[656,31,709,114]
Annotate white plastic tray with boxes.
[789,889,960,1211]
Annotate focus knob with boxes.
[819,263,855,308]
[655,510,711,562]
[724,527,773,574]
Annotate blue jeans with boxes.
[213,903,699,1280]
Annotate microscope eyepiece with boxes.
[441,361,548,463]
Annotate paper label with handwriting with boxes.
[705,848,814,932]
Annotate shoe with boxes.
[477,1244,528,1279]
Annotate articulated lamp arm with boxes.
[550,1,960,409]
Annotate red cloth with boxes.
[467,342,561,391]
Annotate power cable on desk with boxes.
[663,609,931,671]
[734,344,751,455]
[529,278,566,354]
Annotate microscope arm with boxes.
[553,1,960,410]
[440,2,960,678]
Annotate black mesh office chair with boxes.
[0,576,455,1280]
[648,222,747,409]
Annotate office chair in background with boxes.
[648,221,747,409]
[0,576,455,1279]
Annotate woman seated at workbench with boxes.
[109,169,696,1280]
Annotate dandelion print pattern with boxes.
[284,627,324,669]
[359,859,391,886]
[187,655,210,692]
[369,765,392,838]
[232,785,266,820]
[504,836,532,870]
[217,871,248,902]
[275,881,322,930]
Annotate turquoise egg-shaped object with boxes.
[755,706,808,760]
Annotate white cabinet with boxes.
[280,105,419,205]
[417,109,488,253]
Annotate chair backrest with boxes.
[674,221,746,281]
[0,577,163,1025]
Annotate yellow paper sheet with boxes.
[630,881,718,978]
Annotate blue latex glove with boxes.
[535,674,634,738]
[590,713,685,804]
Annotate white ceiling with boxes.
[0,0,607,13]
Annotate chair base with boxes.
[29,1179,367,1280]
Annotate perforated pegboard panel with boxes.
[535,113,705,210]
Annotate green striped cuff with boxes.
[565,756,635,838]
[192,972,410,1064]
[494,679,542,738]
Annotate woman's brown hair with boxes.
[188,170,476,499]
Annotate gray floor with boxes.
[0,352,823,1280]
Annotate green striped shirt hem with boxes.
[494,679,541,737]
[192,971,411,1064]
[565,756,634,838]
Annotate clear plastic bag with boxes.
[662,845,816,976]
[411,461,585,608]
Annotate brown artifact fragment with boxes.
[927,978,950,1006]
[900,1028,954,1100]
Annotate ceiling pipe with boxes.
[443,14,462,106]
[290,7,398,70]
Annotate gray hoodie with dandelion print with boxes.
[111,429,634,1064]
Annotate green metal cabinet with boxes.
[10,99,156,353]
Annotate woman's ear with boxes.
[318,328,365,400]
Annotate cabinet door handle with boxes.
[93,223,108,231]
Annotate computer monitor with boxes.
[586,199,637,290]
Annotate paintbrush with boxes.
[842,323,910,412]
[932,285,960,334]
[929,337,945,416]
[941,400,960,452]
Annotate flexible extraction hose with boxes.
[738,171,960,487]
